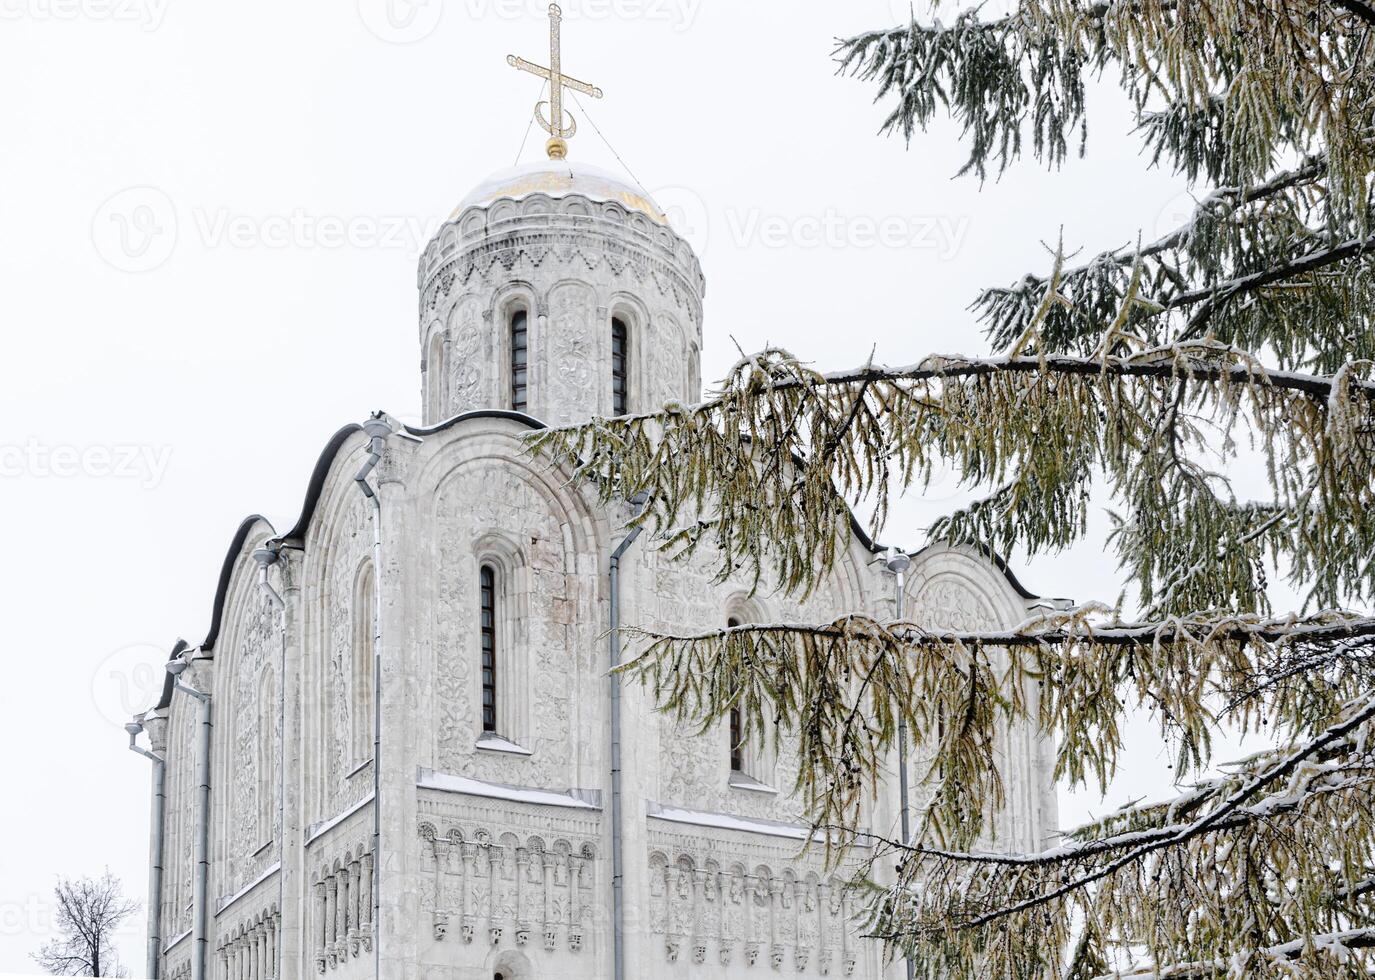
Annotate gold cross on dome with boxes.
[507,3,603,160]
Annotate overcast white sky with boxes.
[0,0,1238,972]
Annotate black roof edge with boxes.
[151,638,190,712]
[200,515,275,652]
[188,413,548,671]
[176,407,1040,678]
[404,408,548,438]
[277,412,548,547]
[278,423,365,544]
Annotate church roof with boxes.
[452,160,667,223]
[145,409,1049,716]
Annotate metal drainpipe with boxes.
[167,655,211,980]
[608,493,648,980]
[126,721,165,980]
[354,415,396,980]
[253,544,286,979]
[884,548,915,980]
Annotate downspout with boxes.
[353,415,397,980]
[167,655,211,980]
[608,493,648,980]
[253,544,286,979]
[126,720,165,980]
[884,548,915,980]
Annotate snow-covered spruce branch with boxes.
[971,162,1375,362]
[630,612,1375,653]
[531,347,1375,607]
[612,610,1375,857]
[838,0,1375,230]
[568,351,1375,428]
[954,693,1375,930]
[976,152,1330,299]
[836,750,1373,868]
[1090,928,1375,979]
[1176,233,1375,337]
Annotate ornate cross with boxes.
[507,3,603,160]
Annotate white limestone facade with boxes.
[134,161,1059,980]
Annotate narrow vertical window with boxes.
[728,616,744,773]
[611,317,629,415]
[510,310,529,412]
[427,332,445,423]
[480,565,498,733]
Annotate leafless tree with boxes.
[33,871,138,977]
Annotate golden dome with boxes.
[452,161,667,223]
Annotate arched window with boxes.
[727,617,744,773]
[725,605,776,790]
[426,331,445,423]
[352,563,376,767]
[480,564,498,733]
[510,310,529,412]
[611,317,629,415]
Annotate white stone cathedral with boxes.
[127,43,1059,980]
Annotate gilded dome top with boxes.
[452,160,667,223]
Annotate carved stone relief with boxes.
[447,297,485,415]
[647,841,865,976]
[416,813,597,962]
[547,283,598,424]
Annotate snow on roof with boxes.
[417,767,601,810]
[645,801,864,845]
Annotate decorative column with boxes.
[567,852,582,952]
[334,869,348,965]
[690,869,707,965]
[460,844,476,944]
[840,888,856,977]
[541,851,557,951]
[324,874,337,968]
[267,915,277,979]
[486,846,502,946]
[769,879,784,970]
[313,882,327,974]
[514,848,530,947]
[359,853,374,952]
[348,857,362,957]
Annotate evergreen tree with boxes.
[537,2,1375,975]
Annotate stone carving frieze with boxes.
[646,837,868,977]
[416,811,598,960]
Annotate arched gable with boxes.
[207,520,280,897]
[903,541,1057,851]
[298,430,378,825]
[416,419,604,790]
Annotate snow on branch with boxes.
[530,347,1375,612]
